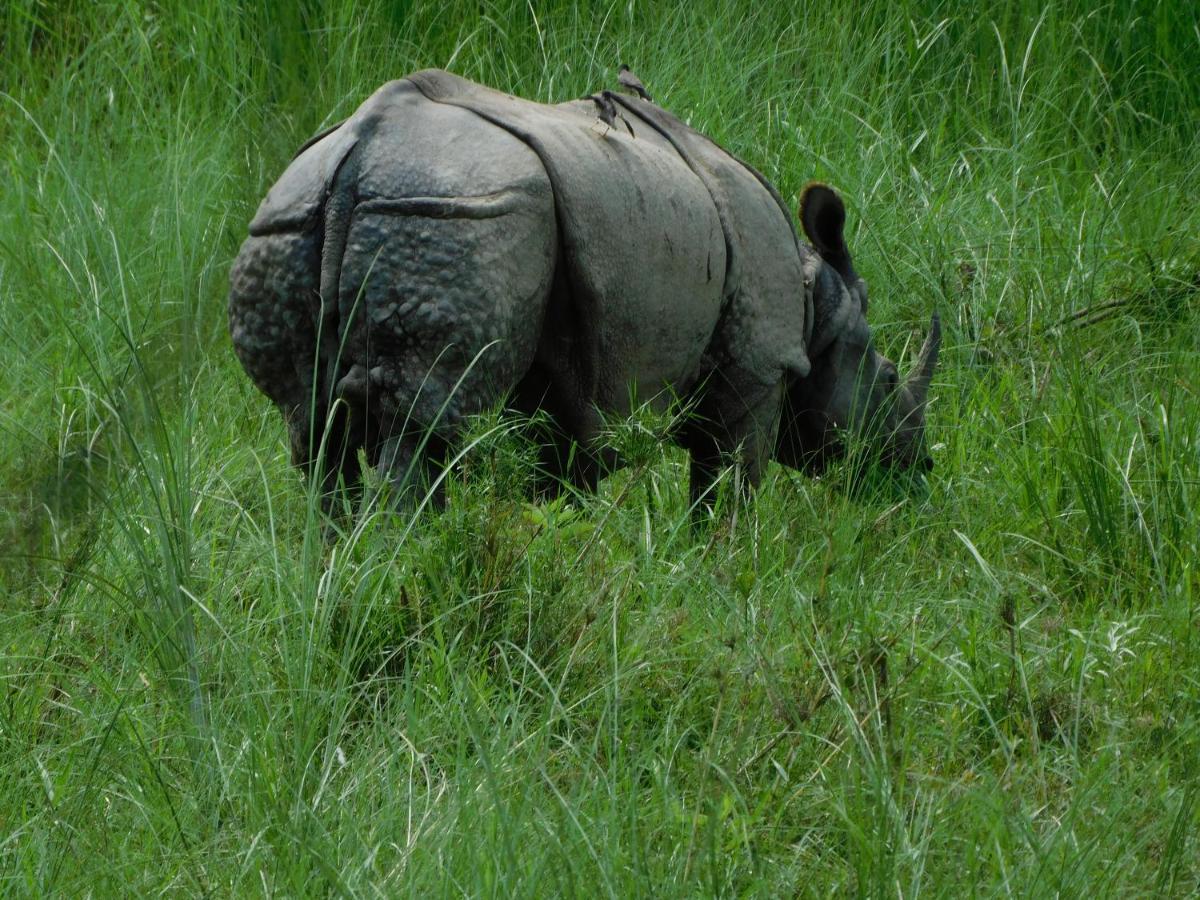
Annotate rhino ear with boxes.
[799,183,856,283]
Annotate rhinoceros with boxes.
[228,69,940,514]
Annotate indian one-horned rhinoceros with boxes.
[228,69,940,514]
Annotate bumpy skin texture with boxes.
[228,69,937,511]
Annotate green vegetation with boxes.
[2,1,1198,894]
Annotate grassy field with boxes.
[2,0,1198,894]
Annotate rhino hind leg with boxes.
[373,428,448,508]
[299,402,367,516]
[230,229,369,514]
[335,202,556,510]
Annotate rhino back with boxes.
[234,78,561,440]
[609,96,813,386]
[406,70,728,416]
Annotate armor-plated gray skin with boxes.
[228,69,940,513]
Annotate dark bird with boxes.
[618,64,652,102]
[589,90,635,137]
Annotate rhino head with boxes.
[776,184,940,476]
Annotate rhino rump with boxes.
[231,88,561,478]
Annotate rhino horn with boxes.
[905,311,941,410]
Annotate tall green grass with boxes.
[2,0,1198,894]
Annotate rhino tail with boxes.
[316,145,361,410]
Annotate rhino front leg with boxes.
[684,383,783,521]
[510,364,605,499]
[686,440,724,520]
[525,424,601,499]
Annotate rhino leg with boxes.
[373,429,448,508]
[509,362,604,498]
[333,195,556,510]
[682,382,783,519]
[514,409,598,499]
[229,229,368,514]
[527,421,601,499]
[291,403,365,517]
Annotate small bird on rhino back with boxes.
[588,90,634,137]
[618,64,652,101]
